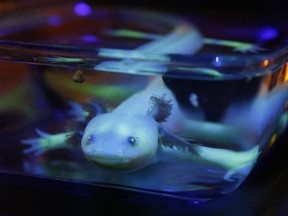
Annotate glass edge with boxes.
[0,40,287,80]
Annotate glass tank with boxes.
[0,2,287,202]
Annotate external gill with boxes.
[65,101,108,147]
[158,127,202,157]
[147,94,173,123]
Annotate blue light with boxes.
[214,56,221,66]
[82,35,98,43]
[74,2,92,16]
[48,15,62,26]
[259,27,278,42]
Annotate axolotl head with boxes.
[81,113,159,171]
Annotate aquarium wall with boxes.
[0,1,287,201]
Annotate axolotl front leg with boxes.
[21,129,72,155]
[22,101,105,155]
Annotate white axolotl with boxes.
[22,21,260,181]
[22,77,259,179]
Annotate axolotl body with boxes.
[23,77,259,181]
[22,20,260,180]
[80,77,196,171]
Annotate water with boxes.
[1,62,287,201]
[0,4,288,201]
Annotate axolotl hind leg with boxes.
[21,129,72,155]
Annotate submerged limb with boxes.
[159,131,259,182]
[197,145,260,170]
[67,102,86,121]
[68,101,108,122]
[21,129,72,155]
[182,119,251,150]
[223,163,254,182]
[198,145,260,181]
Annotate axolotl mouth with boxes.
[85,155,140,171]
[83,148,155,171]
[89,156,130,164]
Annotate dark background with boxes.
[0,0,287,215]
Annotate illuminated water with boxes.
[0,4,287,201]
[1,64,287,201]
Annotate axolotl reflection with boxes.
[22,77,259,181]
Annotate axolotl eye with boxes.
[127,136,137,145]
[86,135,96,145]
